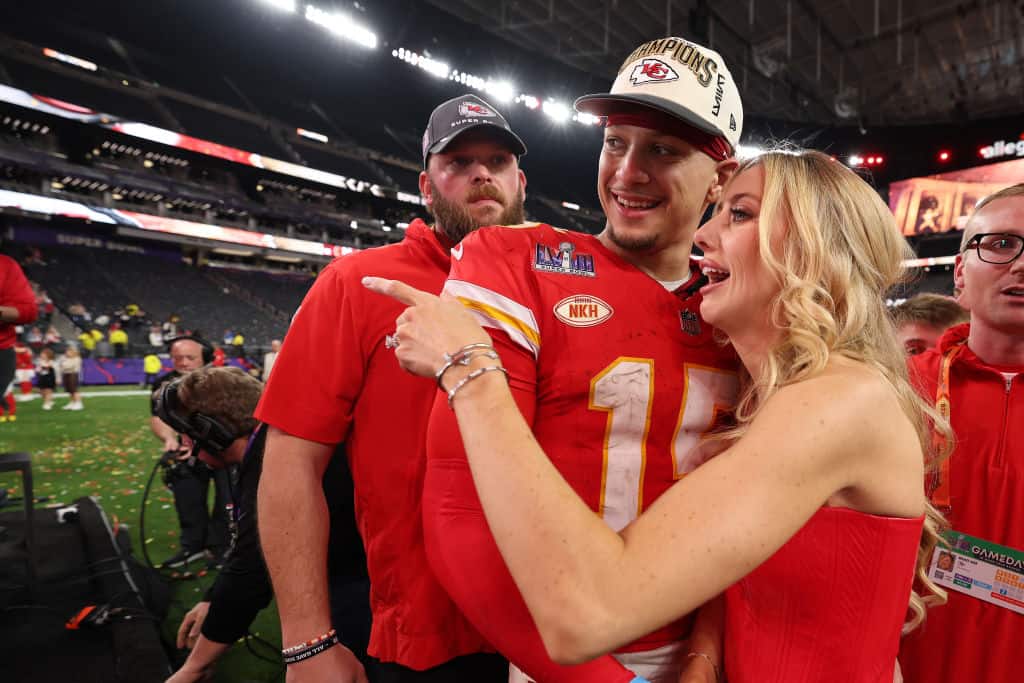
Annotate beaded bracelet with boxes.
[435,343,497,390]
[447,364,509,408]
[282,632,340,665]
[281,628,336,655]
[686,651,721,682]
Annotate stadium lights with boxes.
[297,127,329,143]
[848,154,883,167]
[938,150,951,162]
[396,222,409,229]
[43,48,98,72]
[259,0,296,12]
[419,56,450,79]
[518,95,540,110]
[542,100,570,123]
[447,70,515,103]
[561,201,580,211]
[305,5,377,49]
[393,48,448,79]
[573,112,602,126]
[266,253,305,263]
[488,81,516,103]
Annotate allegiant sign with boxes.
[979,139,1024,160]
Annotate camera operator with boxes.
[150,335,230,567]
[158,367,372,683]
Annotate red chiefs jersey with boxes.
[427,223,740,658]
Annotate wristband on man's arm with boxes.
[281,628,339,665]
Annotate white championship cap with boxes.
[575,37,743,151]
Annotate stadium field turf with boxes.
[0,386,283,682]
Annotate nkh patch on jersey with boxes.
[534,241,595,277]
[553,295,613,327]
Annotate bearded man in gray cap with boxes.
[256,94,526,683]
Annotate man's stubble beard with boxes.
[430,180,526,245]
[602,221,660,253]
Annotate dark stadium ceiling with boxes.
[425,0,1024,125]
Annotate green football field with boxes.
[0,386,283,682]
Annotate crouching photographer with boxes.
[157,367,372,683]
[150,335,230,568]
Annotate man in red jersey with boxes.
[256,94,535,682]
[0,254,37,420]
[419,37,743,683]
[899,185,1024,683]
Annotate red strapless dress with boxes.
[725,506,923,682]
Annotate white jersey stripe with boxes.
[444,279,540,358]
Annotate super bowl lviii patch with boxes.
[534,241,595,278]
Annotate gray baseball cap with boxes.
[422,94,527,168]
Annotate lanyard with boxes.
[225,423,266,547]
[927,342,967,513]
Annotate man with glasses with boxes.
[899,184,1024,683]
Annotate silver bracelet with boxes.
[687,651,721,682]
[435,343,496,390]
[446,364,508,408]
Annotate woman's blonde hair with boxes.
[722,148,950,631]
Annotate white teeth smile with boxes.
[1006,288,1024,296]
[701,266,730,282]
[615,195,658,209]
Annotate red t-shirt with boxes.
[255,219,488,670]
[425,224,740,679]
[0,255,38,350]
[899,323,1024,683]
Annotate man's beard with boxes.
[429,181,525,245]
[602,221,660,253]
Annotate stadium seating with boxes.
[22,246,293,347]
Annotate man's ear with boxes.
[953,254,968,307]
[706,157,739,205]
[419,170,432,209]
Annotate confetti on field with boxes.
[0,388,283,679]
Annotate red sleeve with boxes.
[0,256,38,324]
[254,261,364,445]
[423,227,635,682]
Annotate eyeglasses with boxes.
[961,233,1024,265]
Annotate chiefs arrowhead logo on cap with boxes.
[629,58,679,85]
[459,101,496,117]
